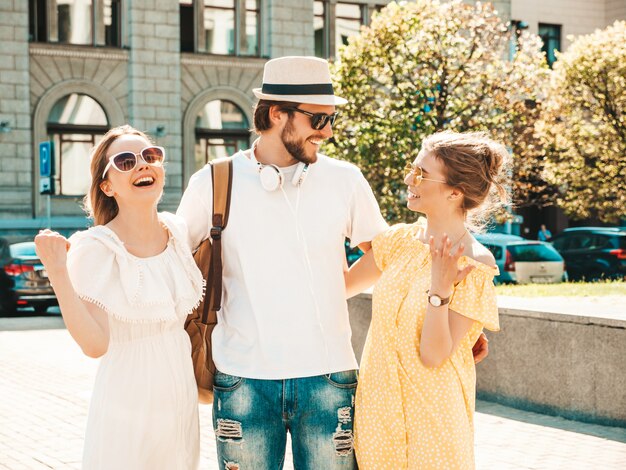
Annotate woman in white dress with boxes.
[35,125,203,469]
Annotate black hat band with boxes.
[261,83,335,95]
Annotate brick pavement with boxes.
[1,315,625,469]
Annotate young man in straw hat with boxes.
[178,56,489,468]
[178,56,385,468]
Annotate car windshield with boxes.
[10,243,37,257]
[508,244,562,262]
[619,235,626,249]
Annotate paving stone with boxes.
[1,316,625,469]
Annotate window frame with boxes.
[193,99,251,170]
[46,94,110,197]
[182,0,262,57]
[538,23,561,68]
[314,0,330,58]
[28,0,122,48]
[314,1,383,60]
[47,124,109,197]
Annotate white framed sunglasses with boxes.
[102,146,165,178]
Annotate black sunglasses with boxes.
[284,107,338,130]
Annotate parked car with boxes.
[345,239,364,266]
[551,227,626,281]
[1,239,57,314]
[474,233,566,284]
[0,238,17,314]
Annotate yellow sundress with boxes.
[354,223,500,470]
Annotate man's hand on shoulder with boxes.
[472,332,489,364]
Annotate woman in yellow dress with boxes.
[346,131,509,469]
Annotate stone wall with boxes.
[476,307,626,427]
[605,0,626,24]
[0,1,31,219]
[511,0,616,49]
[348,293,626,427]
[128,1,183,210]
[267,0,314,57]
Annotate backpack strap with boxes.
[205,158,232,319]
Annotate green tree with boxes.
[326,0,550,224]
[541,21,626,223]
[508,99,561,212]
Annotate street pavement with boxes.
[1,313,625,469]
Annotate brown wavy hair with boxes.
[83,125,153,226]
[252,99,297,134]
[420,131,511,231]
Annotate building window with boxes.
[314,1,383,59]
[103,0,121,47]
[204,0,236,55]
[181,0,260,56]
[194,100,250,172]
[314,1,328,58]
[28,0,122,47]
[335,2,364,52]
[47,94,109,196]
[180,0,195,52]
[539,23,561,68]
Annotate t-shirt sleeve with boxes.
[449,264,500,332]
[346,170,389,248]
[66,234,118,311]
[177,166,213,251]
[371,224,412,272]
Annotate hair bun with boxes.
[485,141,507,182]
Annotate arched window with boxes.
[194,100,250,172]
[47,93,109,196]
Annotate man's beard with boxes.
[280,117,318,164]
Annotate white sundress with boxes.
[66,212,204,470]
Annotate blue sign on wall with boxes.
[39,141,53,177]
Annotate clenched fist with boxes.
[34,229,71,275]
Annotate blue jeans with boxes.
[212,369,358,469]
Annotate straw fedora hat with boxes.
[253,56,347,106]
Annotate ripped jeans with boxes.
[212,369,358,470]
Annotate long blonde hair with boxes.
[83,125,153,226]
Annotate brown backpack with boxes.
[184,157,233,404]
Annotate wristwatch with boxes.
[426,290,451,307]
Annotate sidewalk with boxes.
[1,315,625,469]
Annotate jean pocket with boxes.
[213,370,244,392]
[323,369,359,389]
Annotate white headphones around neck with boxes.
[250,141,310,192]
[258,162,309,192]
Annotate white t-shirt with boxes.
[177,150,388,379]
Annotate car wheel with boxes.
[33,305,49,315]
[0,301,17,316]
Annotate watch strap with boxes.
[426,290,452,306]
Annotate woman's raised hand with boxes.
[34,229,71,275]
[429,234,474,296]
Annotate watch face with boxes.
[429,295,442,307]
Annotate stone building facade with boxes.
[0,0,386,239]
[0,0,623,239]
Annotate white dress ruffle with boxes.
[67,212,203,470]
